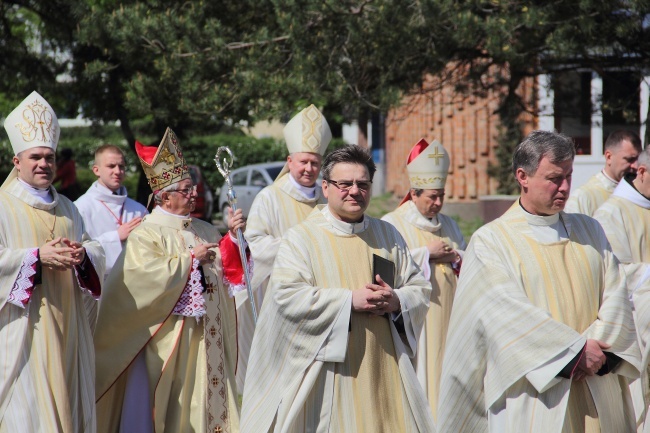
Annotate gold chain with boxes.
[30,207,57,242]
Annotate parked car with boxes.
[218,161,285,223]
[189,165,214,221]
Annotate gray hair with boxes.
[152,183,178,205]
[512,130,576,176]
[322,145,376,181]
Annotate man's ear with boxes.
[322,179,329,199]
[12,155,20,170]
[604,149,613,165]
[515,168,528,187]
[92,165,100,176]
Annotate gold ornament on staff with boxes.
[215,147,258,324]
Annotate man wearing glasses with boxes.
[241,145,435,432]
[94,128,246,433]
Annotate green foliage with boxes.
[451,215,484,244]
[183,134,348,190]
[74,168,96,192]
[266,0,446,118]
[3,0,650,194]
[183,134,287,190]
[433,0,650,190]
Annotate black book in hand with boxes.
[372,254,395,288]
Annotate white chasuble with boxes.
[438,204,640,433]
[565,171,617,216]
[0,178,105,433]
[94,212,239,433]
[595,179,650,430]
[382,200,466,421]
[241,205,435,433]
[594,178,650,285]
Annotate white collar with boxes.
[88,181,127,204]
[321,205,369,235]
[17,178,53,203]
[600,170,619,186]
[612,178,650,209]
[153,206,190,219]
[517,201,570,240]
[288,174,317,199]
[522,209,560,227]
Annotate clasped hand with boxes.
[352,274,401,315]
[572,339,611,381]
[40,237,86,271]
[427,239,457,263]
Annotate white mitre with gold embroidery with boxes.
[284,104,332,155]
[400,138,450,204]
[4,91,60,155]
[407,138,450,189]
[276,104,332,180]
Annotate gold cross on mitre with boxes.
[428,146,445,165]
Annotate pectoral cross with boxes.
[428,147,444,165]
[206,276,216,301]
[214,427,223,433]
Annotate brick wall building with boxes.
[385,73,537,203]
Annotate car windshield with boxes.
[265,166,283,181]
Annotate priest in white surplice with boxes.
[75,144,148,280]
[0,92,105,433]
[237,104,330,389]
[241,145,435,433]
[565,130,641,216]
[382,138,465,421]
[439,130,641,433]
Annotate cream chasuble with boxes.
[382,200,465,420]
[594,178,650,282]
[94,211,239,433]
[438,204,641,433]
[565,171,618,216]
[237,173,325,390]
[595,179,650,430]
[633,269,650,433]
[241,205,435,433]
[0,178,105,433]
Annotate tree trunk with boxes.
[357,110,369,148]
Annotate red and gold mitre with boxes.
[135,127,190,191]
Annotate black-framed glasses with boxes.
[169,185,197,196]
[325,178,372,192]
